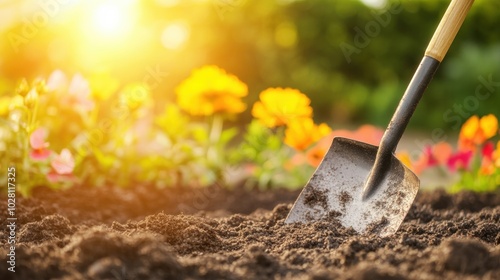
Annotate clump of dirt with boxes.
[339,190,352,209]
[303,186,329,210]
[366,216,389,235]
[0,185,499,280]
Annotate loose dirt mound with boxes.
[0,186,499,280]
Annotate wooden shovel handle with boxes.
[425,0,474,62]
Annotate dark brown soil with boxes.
[1,185,499,280]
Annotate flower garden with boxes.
[1,0,499,279]
[2,66,500,195]
[1,64,499,280]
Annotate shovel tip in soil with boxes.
[285,137,420,237]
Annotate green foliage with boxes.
[232,120,313,189]
[203,0,500,129]
[2,0,499,131]
[451,169,500,193]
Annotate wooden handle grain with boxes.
[425,0,474,62]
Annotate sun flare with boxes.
[86,1,136,39]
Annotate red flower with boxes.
[479,141,498,175]
[482,141,495,160]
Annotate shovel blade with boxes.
[285,137,419,237]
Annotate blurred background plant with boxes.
[1,0,499,194]
[0,66,332,194]
[1,66,499,195]
[1,0,499,129]
[398,114,500,192]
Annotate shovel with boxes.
[285,0,474,237]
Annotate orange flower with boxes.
[459,115,498,151]
[479,159,495,175]
[176,65,248,116]
[306,144,328,167]
[251,87,312,128]
[303,125,384,168]
[284,118,331,151]
[494,141,500,167]
[325,125,383,146]
[482,141,500,174]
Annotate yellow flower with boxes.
[89,71,120,101]
[284,118,331,151]
[0,95,24,116]
[15,79,30,97]
[176,66,248,116]
[121,83,150,111]
[0,96,11,116]
[459,114,498,150]
[24,88,39,108]
[252,87,313,128]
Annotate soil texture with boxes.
[1,185,499,280]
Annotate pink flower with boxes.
[51,149,75,175]
[47,149,76,183]
[447,150,473,172]
[47,70,94,111]
[47,172,76,183]
[29,128,51,160]
[68,74,94,111]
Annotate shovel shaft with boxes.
[380,56,440,155]
[363,0,474,200]
[362,56,439,199]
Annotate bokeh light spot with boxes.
[161,22,190,50]
[275,21,297,48]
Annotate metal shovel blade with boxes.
[285,137,419,237]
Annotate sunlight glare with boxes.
[161,22,190,50]
[88,1,135,39]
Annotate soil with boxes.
[1,185,499,280]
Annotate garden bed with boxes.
[1,185,499,280]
